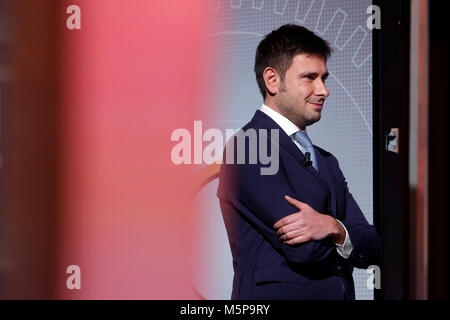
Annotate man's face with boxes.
[275,54,329,130]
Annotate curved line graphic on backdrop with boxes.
[194,27,373,299]
[203,31,373,136]
[329,72,373,136]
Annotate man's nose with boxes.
[315,79,329,98]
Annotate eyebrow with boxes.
[300,72,329,79]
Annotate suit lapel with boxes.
[314,147,338,219]
[251,111,333,211]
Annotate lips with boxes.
[308,102,323,110]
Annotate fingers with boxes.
[284,234,310,245]
[273,196,309,231]
[284,195,306,210]
[276,221,302,236]
[278,228,306,241]
[273,212,300,229]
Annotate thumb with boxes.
[284,195,306,210]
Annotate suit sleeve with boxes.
[217,136,335,265]
[333,158,381,269]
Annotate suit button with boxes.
[337,265,342,271]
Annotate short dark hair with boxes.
[254,24,332,98]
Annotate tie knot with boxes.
[294,131,313,147]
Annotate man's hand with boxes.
[273,195,345,245]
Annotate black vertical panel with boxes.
[373,0,410,299]
[429,0,450,300]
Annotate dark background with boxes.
[428,0,450,300]
[374,0,450,299]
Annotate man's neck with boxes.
[262,101,306,131]
[263,100,282,115]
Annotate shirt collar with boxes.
[259,104,305,137]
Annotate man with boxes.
[217,24,381,300]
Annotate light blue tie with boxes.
[294,131,319,171]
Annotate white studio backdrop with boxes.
[192,0,374,300]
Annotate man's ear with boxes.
[263,67,280,96]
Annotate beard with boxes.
[289,108,321,129]
[276,91,321,129]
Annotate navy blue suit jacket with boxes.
[217,110,381,300]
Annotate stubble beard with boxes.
[277,84,321,130]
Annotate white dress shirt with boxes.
[260,104,353,259]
